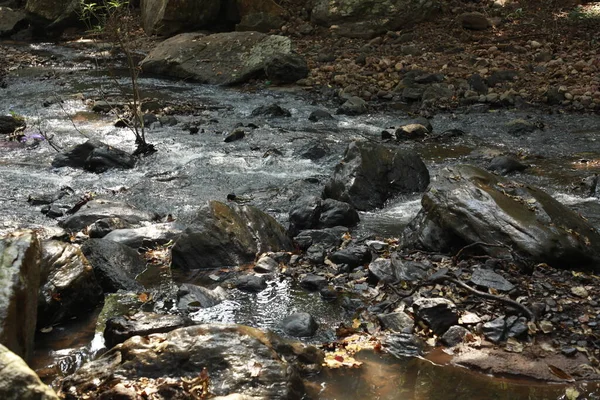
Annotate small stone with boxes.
[539,320,554,333]
[441,325,471,347]
[469,268,515,291]
[378,311,414,333]
[224,128,245,142]
[254,255,278,273]
[561,347,578,357]
[299,274,328,291]
[571,286,589,298]
[281,312,318,337]
[482,317,506,343]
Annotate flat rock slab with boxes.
[140,32,294,85]
[470,268,515,292]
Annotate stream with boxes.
[2,40,600,399]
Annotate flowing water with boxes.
[2,40,600,398]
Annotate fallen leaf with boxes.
[565,387,580,400]
[548,364,575,381]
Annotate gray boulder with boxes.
[0,344,58,400]
[403,165,600,270]
[25,0,79,32]
[59,199,154,232]
[311,0,441,39]
[171,200,293,270]
[103,222,184,248]
[141,32,302,86]
[61,324,316,399]
[0,7,27,37]
[323,141,430,211]
[0,230,41,363]
[38,241,103,327]
[104,311,192,348]
[289,195,359,236]
[141,0,221,36]
[52,139,135,173]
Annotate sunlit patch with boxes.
[571,158,600,169]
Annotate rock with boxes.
[61,324,312,399]
[250,103,291,117]
[468,73,488,94]
[382,332,423,358]
[103,223,183,248]
[336,96,367,115]
[51,139,136,173]
[296,141,330,160]
[59,199,154,232]
[505,118,536,136]
[486,70,518,87]
[0,230,41,362]
[546,86,565,105]
[288,196,359,236]
[224,128,246,143]
[403,165,600,270]
[469,267,515,292]
[178,283,227,311]
[395,123,429,141]
[294,227,347,251]
[422,85,453,102]
[378,311,414,333]
[254,255,279,273]
[104,311,192,349]
[0,344,59,400]
[233,274,268,293]
[401,86,425,101]
[141,0,220,36]
[172,201,292,270]
[323,141,429,211]
[482,316,506,343]
[25,0,79,33]
[141,32,296,86]
[81,239,146,293]
[0,115,26,135]
[460,12,490,30]
[391,254,430,282]
[299,274,328,291]
[412,298,458,335]
[308,109,333,122]
[236,11,284,32]
[0,7,27,37]
[571,286,589,298]
[488,155,529,175]
[506,316,528,338]
[87,217,133,238]
[441,325,470,347]
[281,312,318,337]
[264,53,309,83]
[311,0,441,39]
[368,258,396,283]
[38,241,103,327]
[329,245,372,269]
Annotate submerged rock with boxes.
[323,141,430,211]
[61,324,314,399]
[52,139,136,173]
[0,230,41,362]
[171,201,292,270]
[403,165,600,270]
[0,344,58,400]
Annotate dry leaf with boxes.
[548,364,575,381]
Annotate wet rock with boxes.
[505,118,536,136]
[378,311,414,333]
[469,267,515,292]
[264,53,309,83]
[0,114,26,135]
[141,32,295,85]
[52,139,136,173]
[233,275,268,293]
[141,0,220,36]
[296,141,330,160]
[177,283,227,311]
[482,316,506,343]
[506,316,528,338]
[254,255,279,273]
[460,12,490,30]
[25,0,79,34]
[281,312,318,337]
[486,70,519,87]
[337,96,367,115]
[0,344,59,400]
[305,245,326,264]
[402,86,424,101]
[368,258,396,283]
[0,230,41,362]
[59,199,154,233]
[27,187,72,206]
[0,8,27,37]
[81,239,145,293]
[104,311,192,349]
[382,332,423,358]
[308,109,333,122]
[311,0,441,39]
[61,324,310,399]
[488,155,529,175]
[250,103,291,118]
[294,227,347,251]
[102,222,183,248]
[289,196,359,236]
[38,241,103,327]
[468,73,488,94]
[323,141,430,211]
[172,201,292,270]
[403,165,600,270]
[395,123,429,141]
[237,11,285,33]
[329,245,371,269]
[392,255,431,282]
[224,127,246,143]
[87,217,133,238]
[441,325,470,347]
[572,174,598,198]
[546,86,565,105]
[41,205,65,218]
[299,274,328,291]
[422,85,453,102]
[412,298,458,335]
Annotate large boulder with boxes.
[403,165,600,270]
[140,32,303,85]
[59,199,154,232]
[172,201,293,270]
[0,230,41,362]
[60,324,319,399]
[38,241,103,327]
[141,0,221,36]
[0,344,59,400]
[52,139,136,173]
[323,141,430,211]
[311,0,442,39]
[25,0,79,33]
[0,8,27,37]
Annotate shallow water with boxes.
[2,40,600,398]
